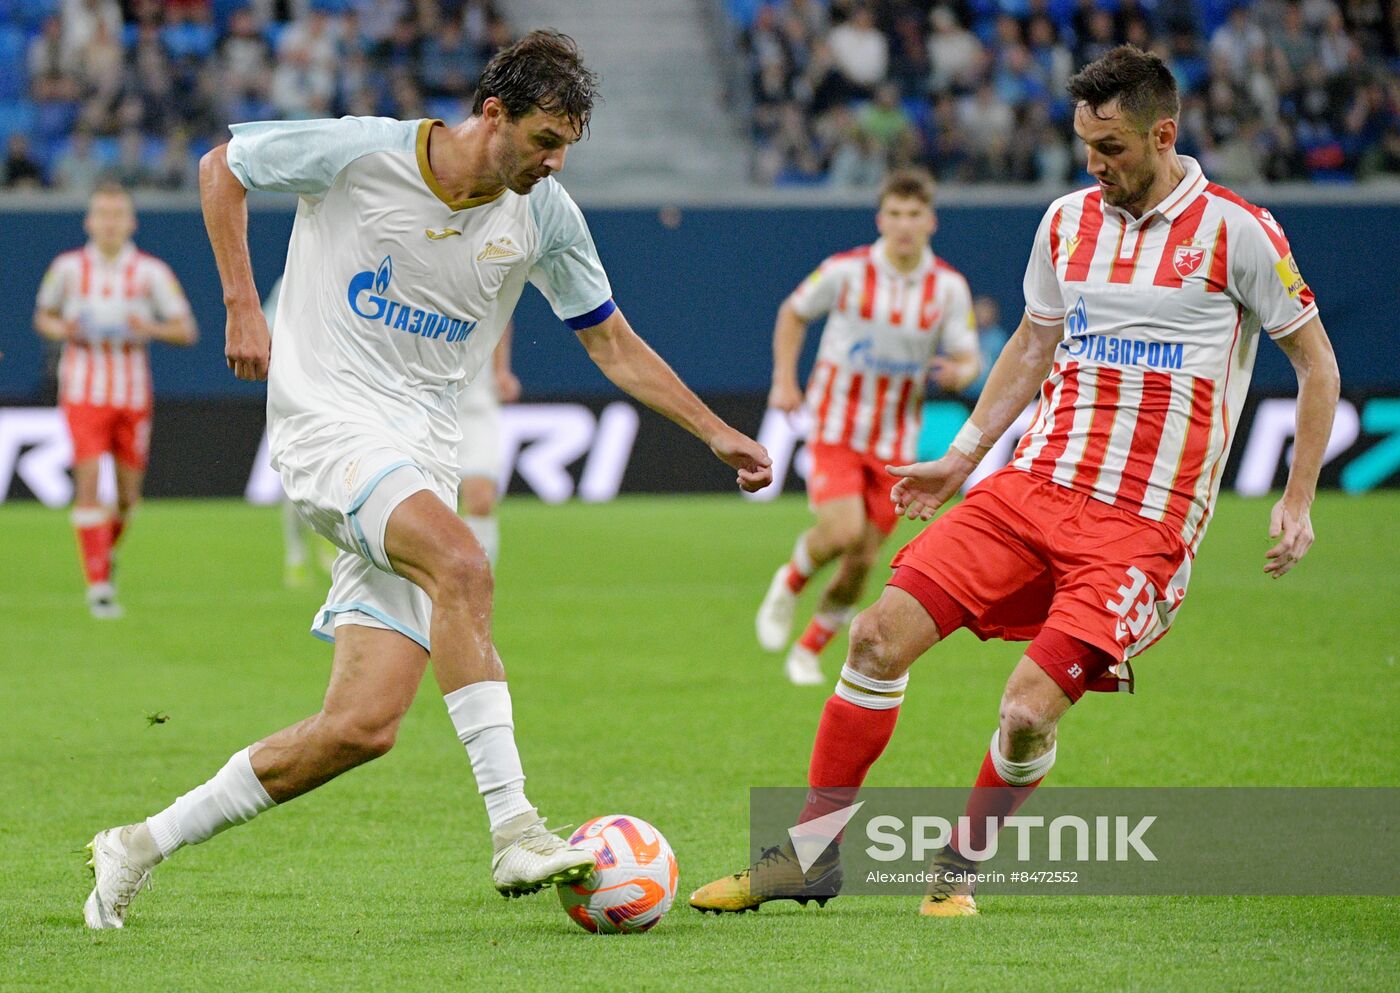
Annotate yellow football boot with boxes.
[919,846,980,917]
[690,842,842,913]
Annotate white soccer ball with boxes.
[556,814,678,934]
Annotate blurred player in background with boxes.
[757,169,980,685]
[83,31,771,929]
[692,45,1339,917]
[33,183,197,619]
[457,322,519,567]
[261,275,335,588]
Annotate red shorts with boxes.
[890,468,1192,693]
[63,403,152,470]
[807,442,899,534]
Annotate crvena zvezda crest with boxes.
[1173,244,1205,278]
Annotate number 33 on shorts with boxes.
[1104,561,1190,655]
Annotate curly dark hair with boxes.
[1067,45,1179,132]
[472,30,600,133]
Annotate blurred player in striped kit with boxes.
[756,169,981,685]
[456,322,519,567]
[32,184,197,618]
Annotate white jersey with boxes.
[788,239,976,462]
[1014,156,1319,552]
[35,242,189,409]
[226,116,614,489]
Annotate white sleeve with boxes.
[147,260,191,319]
[1228,208,1319,340]
[786,256,846,321]
[938,272,979,356]
[225,116,420,197]
[1022,204,1065,326]
[526,178,614,329]
[35,254,72,312]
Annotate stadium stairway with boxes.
[498,0,750,197]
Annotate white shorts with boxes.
[279,440,452,652]
[457,373,502,482]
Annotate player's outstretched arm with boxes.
[769,300,808,413]
[889,312,1060,520]
[199,143,270,381]
[576,308,773,492]
[1265,316,1340,578]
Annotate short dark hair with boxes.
[1067,45,1179,132]
[879,168,937,207]
[472,30,599,134]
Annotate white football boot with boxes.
[86,582,124,620]
[784,643,825,686]
[755,565,799,652]
[84,824,160,928]
[490,809,594,897]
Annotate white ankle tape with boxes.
[989,729,1056,785]
[834,665,908,710]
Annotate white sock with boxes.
[443,681,533,830]
[282,500,307,567]
[988,728,1057,785]
[791,532,815,578]
[145,747,276,858]
[464,514,499,566]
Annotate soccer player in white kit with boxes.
[754,170,981,685]
[32,183,197,618]
[83,31,772,928]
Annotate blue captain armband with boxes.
[564,299,617,331]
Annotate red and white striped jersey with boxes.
[790,239,977,463]
[36,243,188,410]
[1013,157,1319,553]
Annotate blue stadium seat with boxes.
[16,0,58,29]
[162,21,218,59]
[0,99,36,142]
[725,0,766,30]
[33,98,78,143]
[0,28,28,101]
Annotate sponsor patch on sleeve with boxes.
[1274,253,1307,299]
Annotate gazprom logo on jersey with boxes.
[847,339,925,377]
[1061,298,1183,371]
[347,255,477,344]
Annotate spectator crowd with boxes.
[0,0,512,192]
[729,0,1400,186]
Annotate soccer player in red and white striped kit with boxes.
[692,46,1340,916]
[756,169,981,685]
[33,184,197,618]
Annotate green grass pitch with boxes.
[1,493,1396,991]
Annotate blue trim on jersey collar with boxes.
[564,298,616,331]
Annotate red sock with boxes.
[110,513,127,549]
[951,750,1046,860]
[799,696,899,828]
[785,563,809,594]
[73,512,113,585]
[797,615,840,654]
